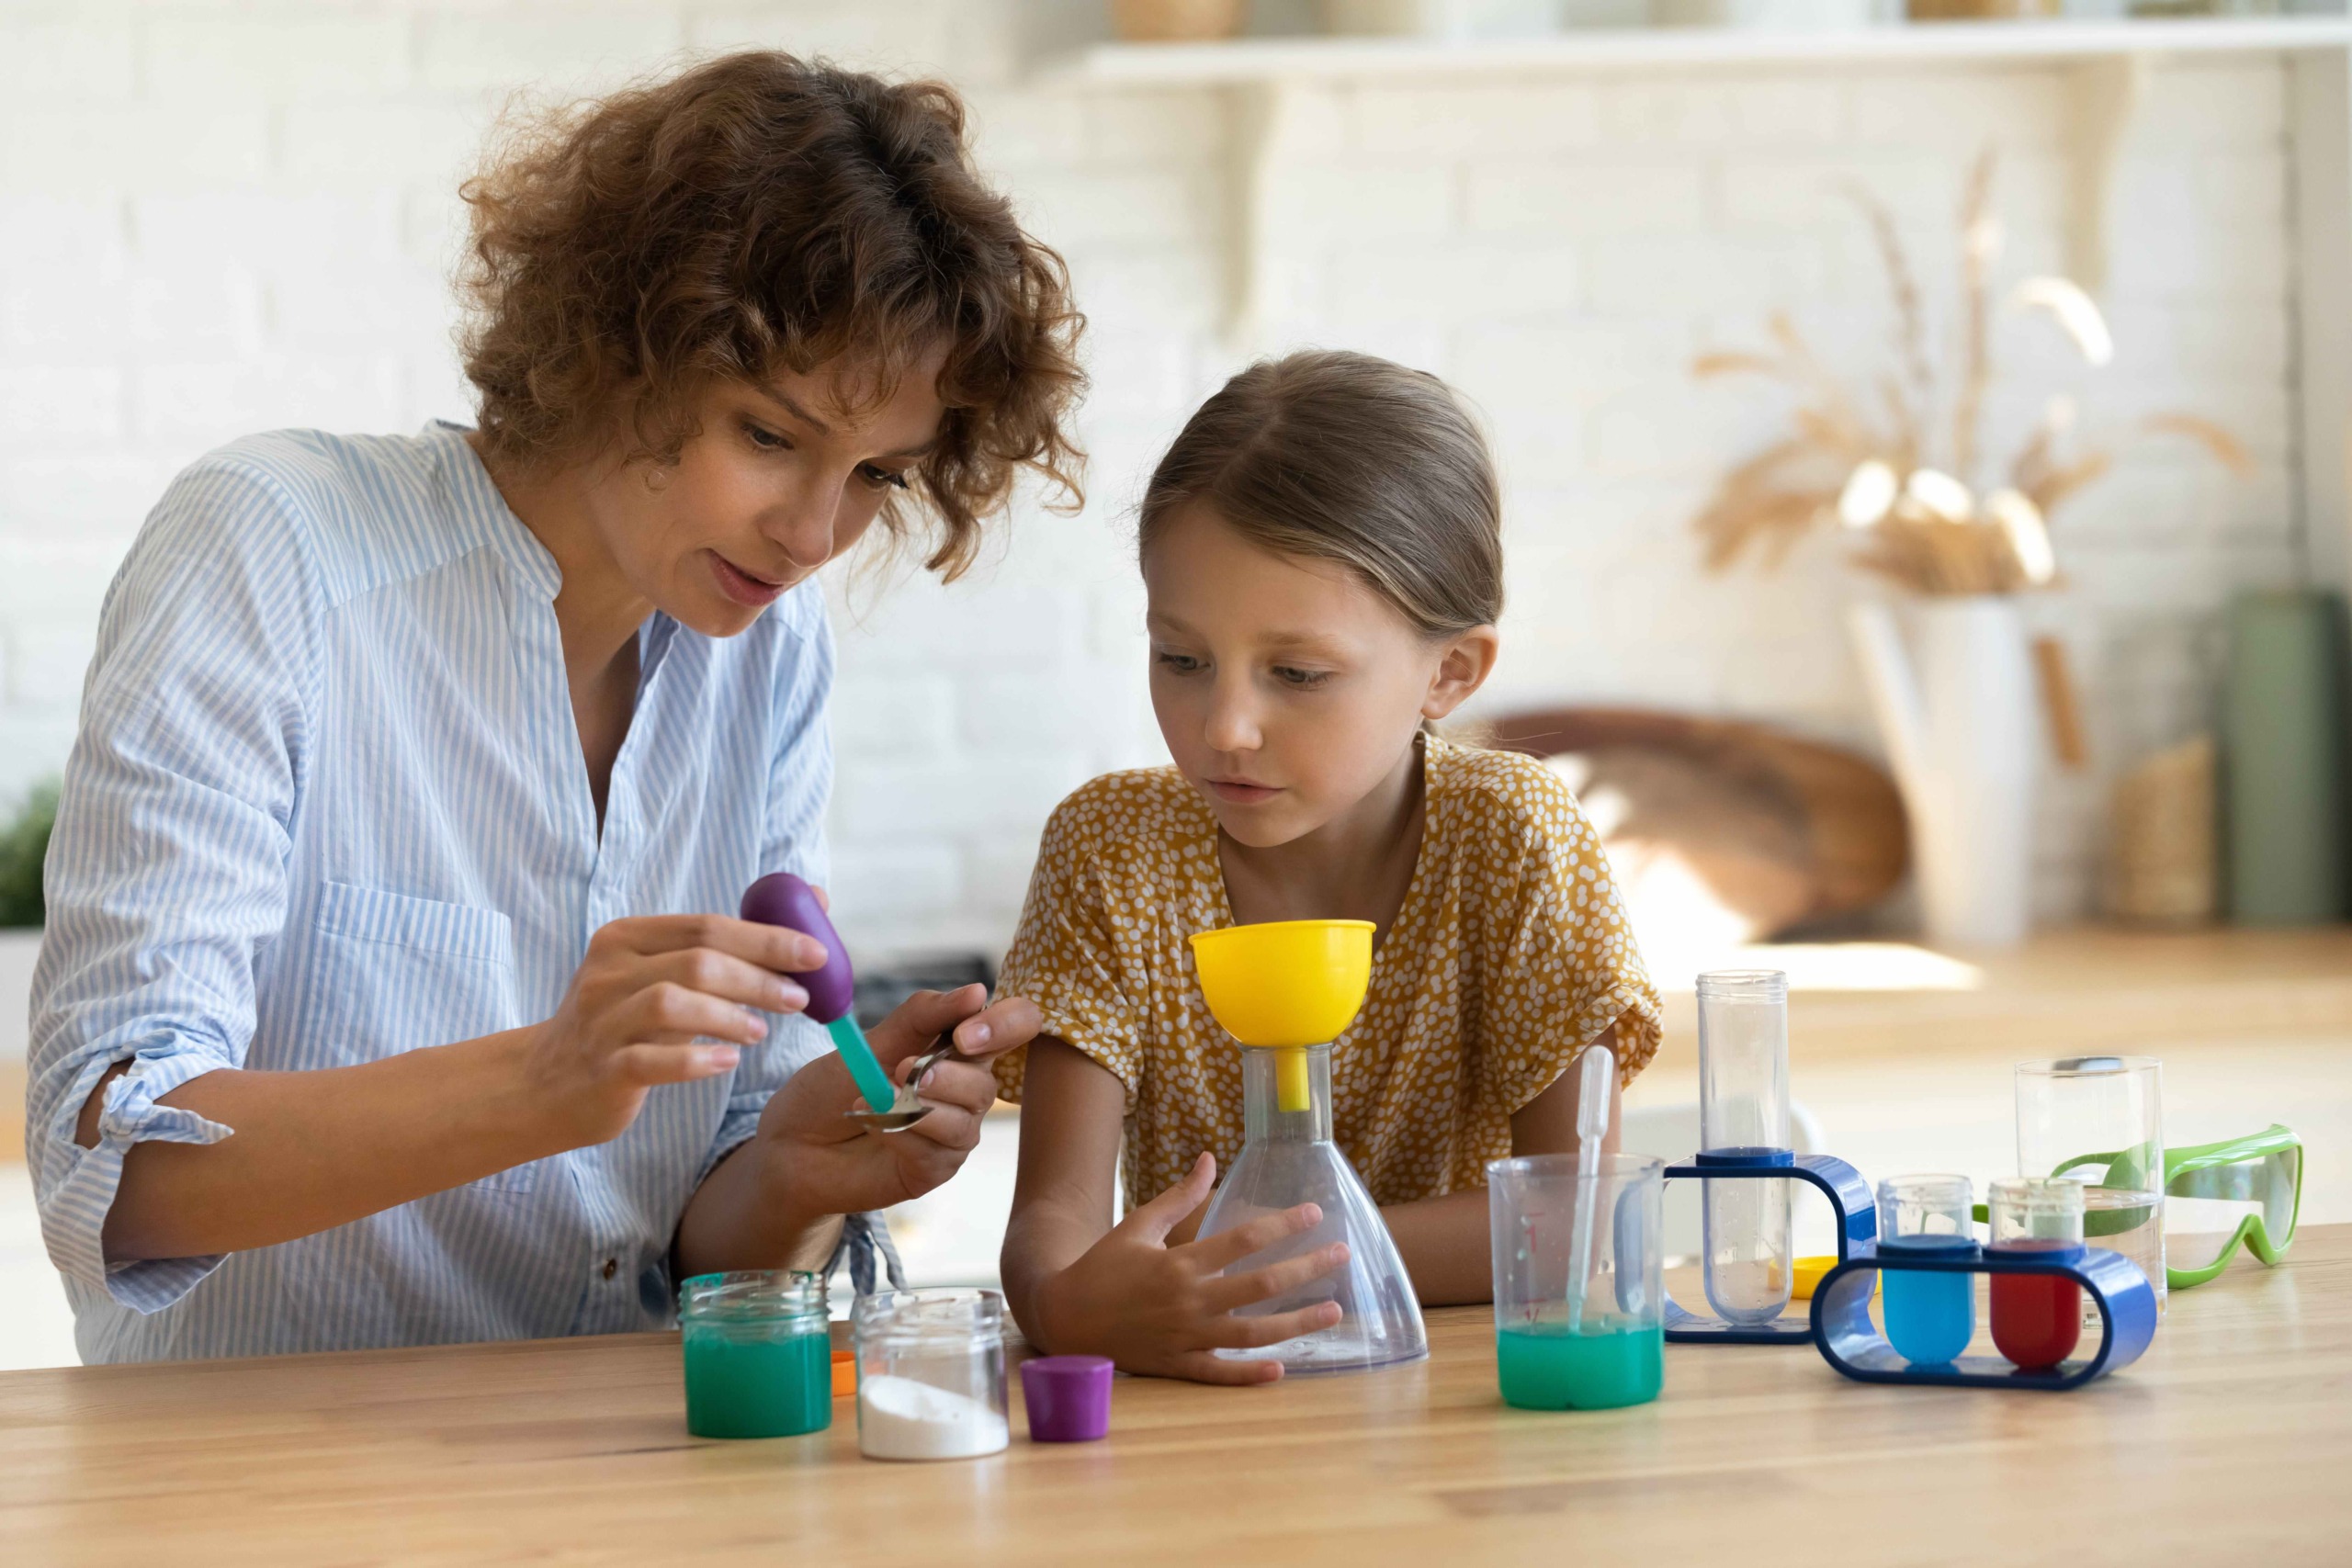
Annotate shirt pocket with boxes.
[308,881,536,1194]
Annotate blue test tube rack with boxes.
[1661,1151,1876,1344]
[1809,1244,2158,1391]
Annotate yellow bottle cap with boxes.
[1792,1256,1877,1300]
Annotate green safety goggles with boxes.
[1975,1125,2302,1292]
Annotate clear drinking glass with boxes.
[2016,1056,2166,1317]
[1877,1174,1976,1367]
[1697,970,1792,1326]
[1488,1153,1665,1410]
[850,1289,1009,1461]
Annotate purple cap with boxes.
[1020,1355,1114,1444]
[740,872,855,1025]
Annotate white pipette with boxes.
[1566,1042,1617,1332]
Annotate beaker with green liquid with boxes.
[1488,1152,1666,1411]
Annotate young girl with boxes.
[994,350,1662,1382]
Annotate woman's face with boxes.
[584,355,948,637]
[1144,503,1497,849]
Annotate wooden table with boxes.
[6,1228,2348,1565]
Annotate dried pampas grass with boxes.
[1690,147,2245,596]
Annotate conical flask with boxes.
[1187,920,1430,1376]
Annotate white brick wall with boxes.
[0,2,2314,953]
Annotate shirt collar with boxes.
[424,421,564,604]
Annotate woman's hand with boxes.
[522,913,823,1150]
[752,985,1040,1216]
[1031,1152,1350,1385]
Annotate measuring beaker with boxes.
[1697,970,1792,1326]
[2017,1056,2165,1317]
[1488,1152,1665,1410]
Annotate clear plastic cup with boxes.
[851,1289,1009,1461]
[1488,1152,1666,1410]
[1697,970,1792,1326]
[1876,1174,1976,1367]
[2016,1056,2165,1317]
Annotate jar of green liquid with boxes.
[680,1269,832,1439]
[1487,1150,1667,1411]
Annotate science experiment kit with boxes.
[678,886,2258,1456]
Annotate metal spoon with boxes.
[843,1041,957,1133]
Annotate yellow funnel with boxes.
[1189,920,1374,1112]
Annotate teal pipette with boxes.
[740,871,898,1115]
[824,1014,899,1116]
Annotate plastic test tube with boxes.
[1878,1174,1976,1367]
[1697,970,1792,1326]
[1986,1176,2086,1371]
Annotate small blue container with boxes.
[1880,1235,1978,1365]
[1876,1175,1977,1367]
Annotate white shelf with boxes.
[1041,17,2352,87]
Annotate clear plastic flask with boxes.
[1193,1040,1430,1374]
[1697,970,1792,1326]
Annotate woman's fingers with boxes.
[612,913,828,975]
[620,982,767,1046]
[947,994,1040,1060]
[897,1100,983,1157]
[903,1058,997,1116]
[1183,1202,1323,1275]
[870,985,987,1055]
[1199,1241,1351,1313]
[646,946,808,1015]
[611,1042,743,1086]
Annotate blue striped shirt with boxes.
[26,423,835,1363]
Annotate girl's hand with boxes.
[522,913,820,1149]
[1033,1152,1351,1384]
[753,985,1040,1215]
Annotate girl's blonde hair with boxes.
[1136,349,1503,637]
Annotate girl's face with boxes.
[1144,503,1498,849]
[582,355,948,637]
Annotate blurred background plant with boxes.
[0,783,56,929]
[1690,148,2254,595]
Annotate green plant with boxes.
[0,780,57,928]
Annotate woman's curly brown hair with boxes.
[458,51,1085,579]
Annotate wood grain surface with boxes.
[4,1225,2347,1566]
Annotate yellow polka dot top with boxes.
[992,736,1663,1211]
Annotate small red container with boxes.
[1990,1270,2083,1371]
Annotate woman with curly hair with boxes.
[26,51,1084,1363]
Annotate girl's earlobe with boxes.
[1424,625,1501,719]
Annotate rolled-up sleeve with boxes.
[695,588,835,1183]
[27,460,320,1311]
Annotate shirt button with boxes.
[602,1258,619,1280]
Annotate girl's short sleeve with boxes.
[1464,759,1664,1122]
[991,790,1146,1107]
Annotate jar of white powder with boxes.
[851,1289,1010,1461]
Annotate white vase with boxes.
[1848,597,2039,948]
